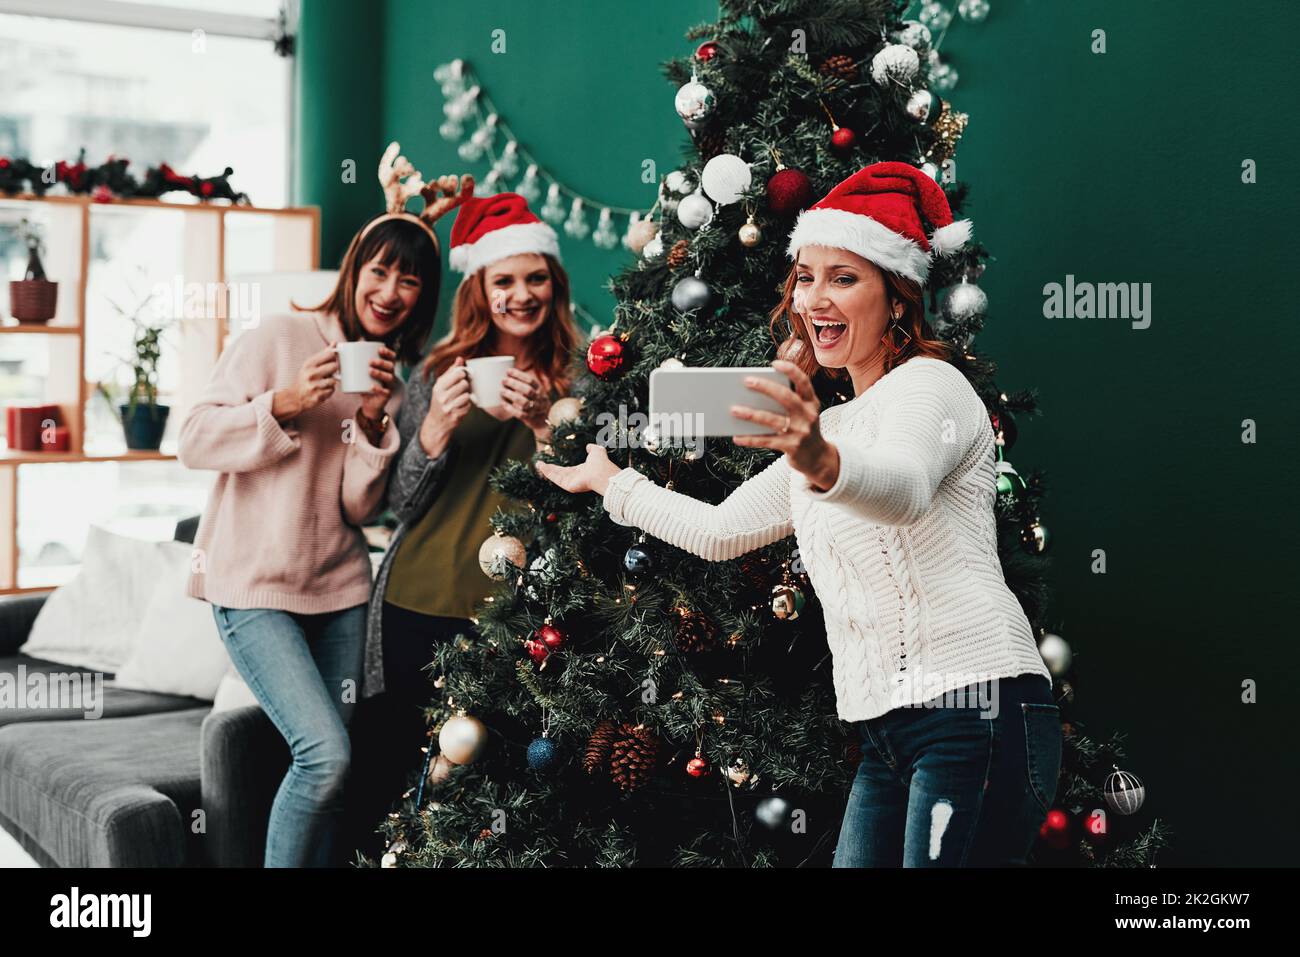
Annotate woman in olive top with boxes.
[352,192,577,836]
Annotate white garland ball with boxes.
[870,43,920,86]
[700,153,752,206]
[676,190,715,230]
[438,714,488,765]
[674,79,715,130]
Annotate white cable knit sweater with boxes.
[603,356,1050,722]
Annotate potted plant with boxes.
[101,276,175,450]
[10,218,58,323]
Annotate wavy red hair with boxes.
[421,253,577,394]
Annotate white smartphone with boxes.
[648,366,792,438]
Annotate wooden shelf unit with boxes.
[0,193,320,594]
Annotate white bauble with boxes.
[676,190,715,230]
[871,43,920,86]
[700,153,752,205]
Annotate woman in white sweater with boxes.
[539,162,1061,867]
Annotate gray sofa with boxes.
[0,517,289,867]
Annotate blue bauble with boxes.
[527,736,560,773]
[623,544,653,577]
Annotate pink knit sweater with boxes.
[178,311,401,613]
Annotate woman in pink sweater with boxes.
[179,162,471,867]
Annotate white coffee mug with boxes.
[466,355,516,408]
[336,341,383,394]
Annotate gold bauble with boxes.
[477,533,526,580]
[738,220,762,247]
[547,396,584,427]
[438,714,488,765]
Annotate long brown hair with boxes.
[768,261,954,383]
[422,253,577,393]
[298,215,442,366]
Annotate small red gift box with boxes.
[6,404,62,451]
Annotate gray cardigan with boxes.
[361,366,453,697]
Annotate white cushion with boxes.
[19,525,177,673]
[211,667,261,714]
[113,542,230,700]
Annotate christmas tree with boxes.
[373,0,1169,868]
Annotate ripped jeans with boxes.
[833,673,1062,867]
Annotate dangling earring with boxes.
[882,308,911,358]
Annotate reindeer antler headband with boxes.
[359,141,474,251]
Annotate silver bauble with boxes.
[674,79,715,130]
[641,233,665,261]
[920,161,941,181]
[906,88,942,125]
[676,190,715,230]
[671,275,712,312]
[942,281,988,322]
[658,357,685,370]
[1103,768,1146,816]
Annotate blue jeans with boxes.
[212,603,366,868]
[833,673,1062,867]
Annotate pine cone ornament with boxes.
[694,128,727,162]
[608,723,660,792]
[667,238,691,269]
[675,608,718,653]
[738,553,775,596]
[818,54,857,82]
[584,719,618,774]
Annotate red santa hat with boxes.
[448,192,561,274]
[785,161,971,285]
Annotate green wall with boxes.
[298,0,1300,865]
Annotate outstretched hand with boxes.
[536,443,622,496]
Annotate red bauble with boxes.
[830,126,856,152]
[545,512,559,524]
[524,639,549,664]
[686,756,710,778]
[201,181,214,198]
[586,333,627,380]
[766,167,813,216]
[536,623,565,653]
[91,185,115,204]
[695,41,719,61]
[1042,808,1069,832]
[0,157,11,169]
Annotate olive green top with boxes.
[384,404,536,619]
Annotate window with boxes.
[0,5,291,206]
